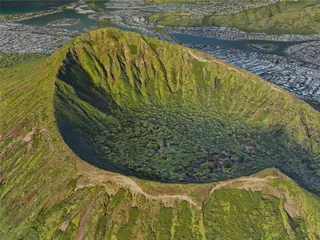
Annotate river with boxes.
[20,9,98,32]
[171,33,307,56]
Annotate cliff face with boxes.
[0,28,320,239]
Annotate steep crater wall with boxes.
[54,28,320,192]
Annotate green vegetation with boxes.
[0,52,44,68]
[0,28,320,239]
[174,201,194,239]
[157,208,173,239]
[54,28,320,195]
[204,1,320,35]
[205,189,293,239]
[56,101,320,187]
[204,186,318,239]
[116,207,140,239]
[151,1,320,35]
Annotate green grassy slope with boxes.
[0,28,320,239]
[151,1,320,35]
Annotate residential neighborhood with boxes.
[0,23,78,54]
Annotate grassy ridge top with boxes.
[150,1,320,35]
[0,29,320,238]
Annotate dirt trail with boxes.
[208,175,278,195]
[111,175,199,206]
[77,160,281,210]
[188,49,245,76]
[77,159,300,219]
[188,49,219,64]
[78,168,199,207]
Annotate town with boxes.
[0,23,78,55]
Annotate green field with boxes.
[151,1,320,35]
[1,28,320,239]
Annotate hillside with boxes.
[1,28,320,239]
[151,1,320,35]
[204,1,320,35]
